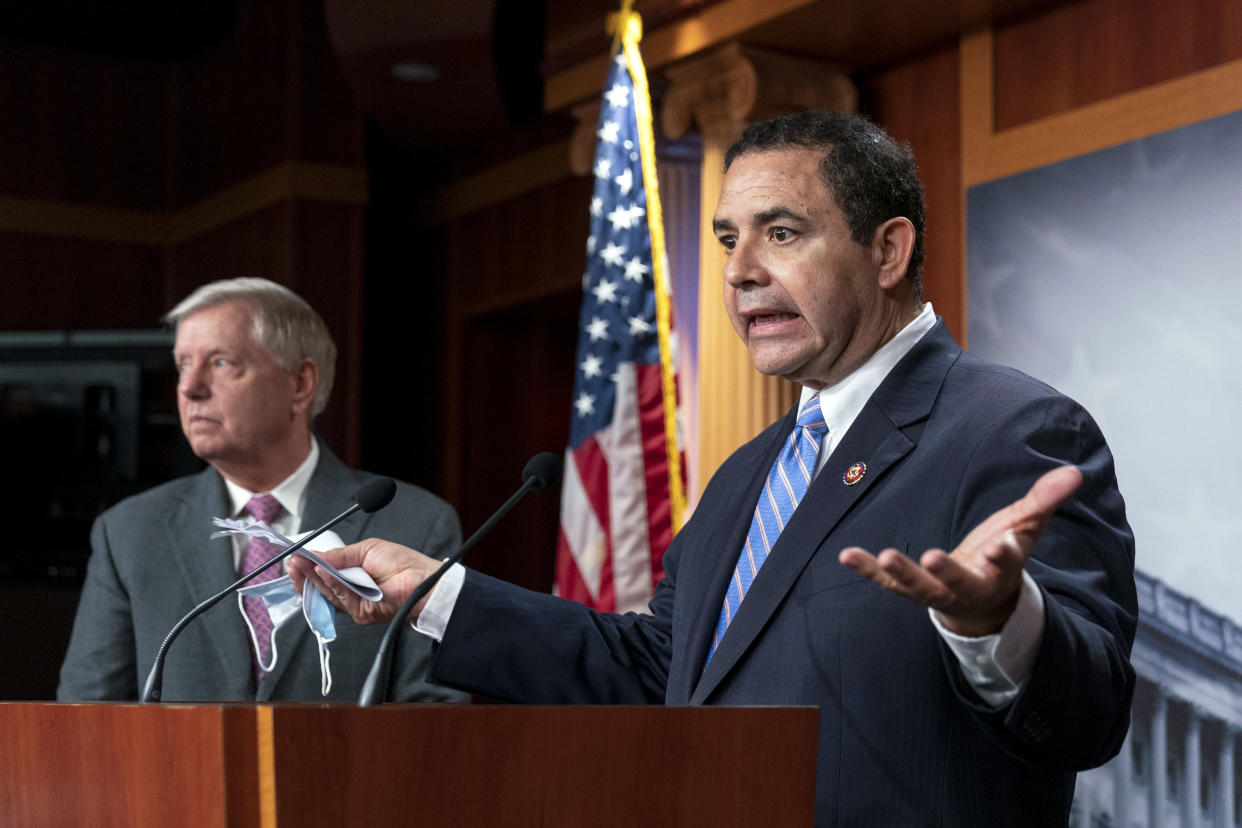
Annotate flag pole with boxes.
[608,4,687,533]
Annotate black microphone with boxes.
[521,452,561,492]
[140,477,397,703]
[356,452,561,707]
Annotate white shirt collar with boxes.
[801,303,937,467]
[223,437,320,532]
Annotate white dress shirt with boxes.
[222,438,319,570]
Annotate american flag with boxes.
[555,42,684,614]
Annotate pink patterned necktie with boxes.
[240,493,284,687]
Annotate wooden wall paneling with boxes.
[862,43,964,341]
[0,197,169,248]
[0,586,85,701]
[164,161,367,249]
[359,207,454,492]
[448,176,593,319]
[291,200,367,465]
[455,297,580,592]
[993,0,1242,130]
[289,0,366,166]
[0,163,368,252]
[420,141,576,227]
[0,232,166,330]
[167,204,294,298]
[439,205,475,512]
[0,44,171,210]
[439,167,589,587]
[169,2,290,208]
[962,28,1242,190]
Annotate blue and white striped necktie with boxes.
[707,397,828,664]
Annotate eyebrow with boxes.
[173,346,233,361]
[754,206,807,225]
[713,206,809,235]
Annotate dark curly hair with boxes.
[723,110,926,299]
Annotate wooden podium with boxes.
[0,703,817,826]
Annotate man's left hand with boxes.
[838,464,1082,637]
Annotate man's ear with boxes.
[291,358,319,416]
[871,217,916,291]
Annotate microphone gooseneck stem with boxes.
[140,500,364,703]
[357,477,540,707]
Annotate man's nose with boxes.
[723,239,768,289]
[179,364,209,399]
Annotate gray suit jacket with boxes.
[58,443,468,703]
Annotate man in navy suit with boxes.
[293,111,1136,826]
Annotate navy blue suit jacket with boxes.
[430,322,1137,826]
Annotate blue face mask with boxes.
[237,575,338,695]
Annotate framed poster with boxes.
[968,109,1242,625]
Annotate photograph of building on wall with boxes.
[967,108,1242,828]
[1072,571,1242,827]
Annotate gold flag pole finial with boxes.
[606,0,640,52]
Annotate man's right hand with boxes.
[287,538,439,625]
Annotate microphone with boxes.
[354,477,398,512]
[356,452,561,706]
[140,477,397,703]
[521,452,561,492]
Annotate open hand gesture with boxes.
[838,465,1082,636]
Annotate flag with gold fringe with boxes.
[555,8,685,613]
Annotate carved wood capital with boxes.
[569,100,602,177]
[661,42,857,147]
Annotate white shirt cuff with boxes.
[410,562,466,642]
[930,570,1045,709]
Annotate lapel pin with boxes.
[842,461,866,486]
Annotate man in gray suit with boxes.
[58,277,467,703]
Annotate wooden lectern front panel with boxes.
[1,703,817,826]
[0,703,260,828]
[264,705,818,827]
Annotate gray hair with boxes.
[163,277,336,418]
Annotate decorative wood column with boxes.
[569,100,603,177]
[658,43,856,484]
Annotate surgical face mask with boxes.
[237,576,337,695]
[214,525,347,696]
[212,520,378,696]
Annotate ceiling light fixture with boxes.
[391,62,440,83]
